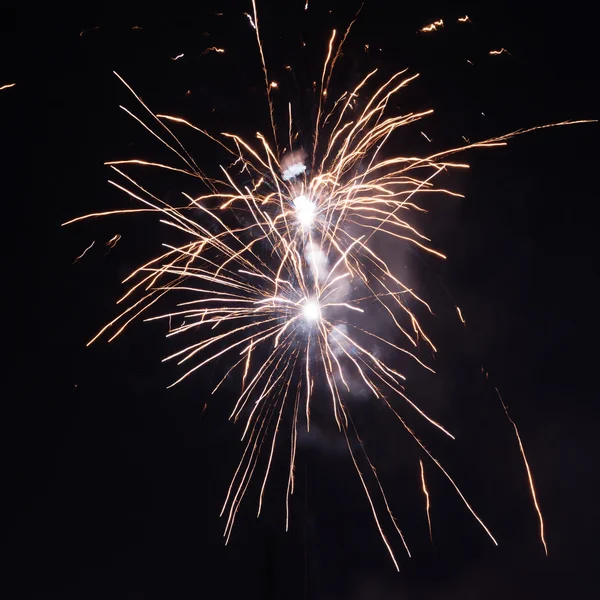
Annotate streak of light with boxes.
[420,19,444,33]
[171,53,184,60]
[497,389,548,555]
[458,15,471,23]
[73,241,95,263]
[80,26,102,36]
[244,12,257,29]
[421,131,432,142]
[420,459,433,543]
[456,305,465,324]
[106,234,122,249]
[466,59,474,65]
[200,47,225,56]
[0,83,17,91]
[489,48,509,56]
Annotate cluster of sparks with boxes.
[419,15,470,33]
[65,2,591,568]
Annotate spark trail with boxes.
[497,389,548,555]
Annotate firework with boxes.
[64,3,592,569]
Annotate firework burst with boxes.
[64,3,592,568]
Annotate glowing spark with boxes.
[489,48,509,56]
[293,195,316,228]
[462,135,471,143]
[466,59,474,65]
[131,26,142,31]
[244,12,256,29]
[364,43,369,52]
[79,25,102,36]
[420,19,444,33]
[420,459,433,542]
[497,389,548,555]
[421,131,432,142]
[270,81,278,88]
[302,300,320,322]
[305,1,308,9]
[200,47,225,56]
[106,234,122,249]
[73,241,95,263]
[458,15,471,23]
[171,53,184,60]
[456,305,465,324]
[0,83,16,91]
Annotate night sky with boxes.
[3,1,598,598]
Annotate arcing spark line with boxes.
[497,389,548,555]
[64,6,593,568]
[420,459,433,543]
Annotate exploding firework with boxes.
[65,2,592,568]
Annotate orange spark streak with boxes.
[420,459,433,543]
[420,19,444,33]
[497,389,548,555]
[200,47,225,56]
[106,234,121,249]
[73,241,95,262]
[80,26,102,36]
[456,305,465,324]
[0,83,16,91]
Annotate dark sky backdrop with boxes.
[2,1,598,598]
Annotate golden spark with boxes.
[497,389,548,556]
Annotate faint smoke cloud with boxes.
[281,149,307,181]
[304,241,329,283]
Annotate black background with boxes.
[2,1,598,598]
